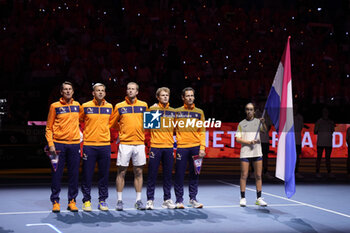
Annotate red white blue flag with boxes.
[264,36,296,198]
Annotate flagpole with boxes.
[254,109,266,140]
[262,36,296,198]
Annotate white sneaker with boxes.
[162,199,176,209]
[146,200,154,210]
[239,198,246,207]
[189,199,203,208]
[255,197,267,207]
[175,202,185,209]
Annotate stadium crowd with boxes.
[0,0,349,124]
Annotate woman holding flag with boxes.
[235,103,267,207]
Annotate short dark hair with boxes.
[60,81,73,92]
[182,87,195,97]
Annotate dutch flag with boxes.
[264,36,296,198]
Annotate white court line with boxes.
[26,223,62,233]
[217,179,350,219]
[0,210,51,215]
[204,203,302,208]
[0,204,302,216]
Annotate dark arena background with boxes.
[0,0,350,232]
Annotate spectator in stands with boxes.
[314,107,335,178]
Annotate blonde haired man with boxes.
[146,87,176,210]
[80,83,113,211]
[110,82,148,210]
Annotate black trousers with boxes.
[316,146,332,173]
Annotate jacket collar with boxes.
[125,96,137,105]
[184,104,195,110]
[60,97,74,105]
[93,98,106,106]
[158,102,169,109]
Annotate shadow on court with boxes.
[244,207,317,232]
[0,227,14,233]
[243,207,346,233]
[1,182,350,233]
[40,209,229,230]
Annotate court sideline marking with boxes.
[217,179,350,219]
[0,204,302,216]
[26,223,62,233]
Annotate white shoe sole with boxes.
[190,204,203,208]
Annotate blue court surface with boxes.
[0,180,349,233]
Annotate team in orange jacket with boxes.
[80,83,113,212]
[45,81,81,213]
[175,104,206,151]
[174,87,206,209]
[46,81,208,212]
[110,82,148,210]
[146,87,176,210]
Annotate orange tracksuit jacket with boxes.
[45,98,81,147]
[110,97,148,145]
[149,103,176,148]
[80,98,113,146]
[175,104,206,150]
